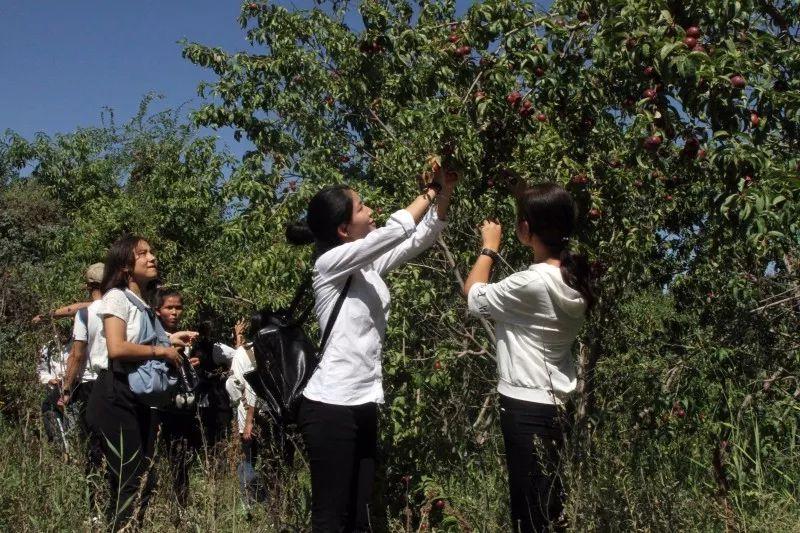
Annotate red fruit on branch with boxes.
[643,87,657,100]
[692,44,706,53]
[435,499,446,510]
[644,135,663,151]
[664,194,673,201]
[697,149,706,160]
[743,175,753,185]
[750,112,760,127]
[506,91,522,107]
[683,36,698,48]
[536,112,547,122]
[534,66,545,77]
[433,360,443,370]
[521,99,532,109]
[643,66,655,77]
[588,208,602,219]
[448,34,459,43]
[730,74,746,88]
[474,90,486,101]
[248,2,258,10]
[455,45,471,57]
[686,26,702,38]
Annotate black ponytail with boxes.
[559,249,596,311]
[285,185,353,256]
[516,183,596,312]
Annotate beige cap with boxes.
[85,263,105,285]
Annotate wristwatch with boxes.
[480,248,500,262]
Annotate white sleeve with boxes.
[314,209,417,283]
[467,271,542,325]
[225,374,243,406]
[372,208,446,275]
[212,343,236,367]
[72,310,88,342]
[99,289,130,322]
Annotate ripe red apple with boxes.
[692,44,706,53]
[519,107,533,118]
[683,36,698,48]
[697,149,706,159]
[730,74,746,88]
[676,408,686,418]
[455,45,471,57]
[644,135,663,151]
[534,66,545,77]
[434,360,443,370]
[643,87,657,100]
[474,90,486,101]
[588,208,602,219]
[743,175,753,185]
[448,33,459,43]
[536,112,547,122]
[248,2,258,9]
[686,26,701,38]
[750,112,760,127]
[522,99,532,109]
[643,66,655,77]
[506,91,522,107]
[664,194,673,201]
[435,499,446,510]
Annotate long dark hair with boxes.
[286,185,353,256]
[100,234,157,298]
[516,183,596,311]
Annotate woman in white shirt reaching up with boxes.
[464,183,595,533]
[286,164,458,532]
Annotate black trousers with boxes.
[499,395,567,533]
[158,408,203,508]
[72,381,105,512]
[86,370,158,531]
[298,398,377,533]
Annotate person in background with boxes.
[464,183,595,533]
[189,319,236,449]
[85,235,194,531]
[226,317,265,503]
[154,288,204,510]
[58,262,106,514]
[37,329,72,447]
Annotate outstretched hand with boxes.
[169,330,199,347]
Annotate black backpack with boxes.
[245,275,352,425]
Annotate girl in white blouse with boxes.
[464,183,595,533]
[287,166,458,532]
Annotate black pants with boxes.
[499,395,567,533]
[298,398,377,532]
[86,370,158,531]
[72,381,105,512]
[158,408,203,507]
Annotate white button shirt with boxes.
[303,208,446,406]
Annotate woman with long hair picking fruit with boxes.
[287,161,458,532]
[463,183,595,533]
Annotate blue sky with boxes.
[0,0,476,160]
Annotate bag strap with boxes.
[317,275,352,358]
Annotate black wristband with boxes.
[480,248,500,262]
[423,181,443,194]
